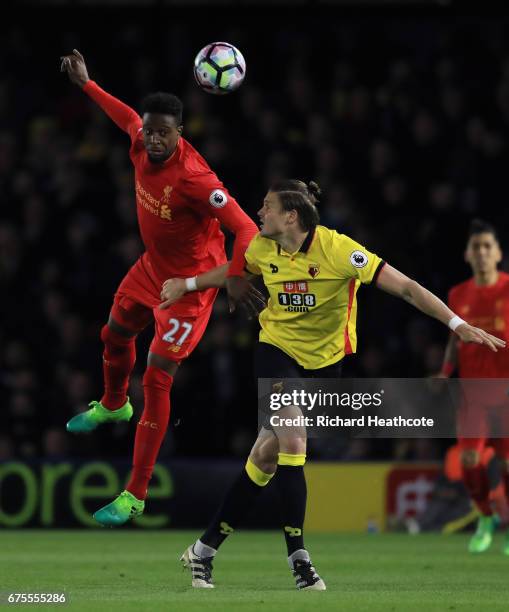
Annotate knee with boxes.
[461,449,480,468]
[101,324,135,349]
[142,365,174,391]
[279,437,306,456]
[249,446,278,474]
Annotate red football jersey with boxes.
[448,271,509,378]
[83,81,257,291]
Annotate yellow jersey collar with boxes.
[277,228,316,257]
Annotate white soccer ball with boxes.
[193,42,246,95]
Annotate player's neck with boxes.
[473,269,499,286]
[278,230,309,255]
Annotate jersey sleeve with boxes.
[244,236,263,275]
[331,233,384,284]
[181,172,258,277]
[82,80,142,144]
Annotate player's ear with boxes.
[177,125,183,136]
[495,243,503,265]
[288,209,298,225]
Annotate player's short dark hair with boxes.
[468,218,498,241]
[276,190,320,232]
[270,179,322,205]
[140,92,183,125]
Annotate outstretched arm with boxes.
[376,264,506,352]
[160,264,229,308]
[60,49,141,138]
[159,263,265,318]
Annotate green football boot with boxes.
[93,490,144,527]
[468,515,495,553]
[66,399,133,433]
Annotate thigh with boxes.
[151,303,214,363]
[254,342,301,380]
[255,342,302,412]
[110,293,153,334]
[255,343,308,438]
[109,262,157,333]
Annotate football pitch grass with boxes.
[1,531,509,611]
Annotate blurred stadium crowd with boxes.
[2,12,509,463]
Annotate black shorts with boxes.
[255,342,343,432]
[254,341,343,379]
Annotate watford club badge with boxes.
[308,264,320,278]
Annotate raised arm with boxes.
[60,49,141,138]
[376,264,506,352]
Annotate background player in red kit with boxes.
[60,49,258,525]
[440,219,509,553]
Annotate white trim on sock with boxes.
[194,539,217,558]
[288,548,310,568]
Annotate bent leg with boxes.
[100,319,137,410]
[101,296,153,410]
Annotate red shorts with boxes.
[110,257,218,362]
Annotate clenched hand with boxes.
[159,278,187,310]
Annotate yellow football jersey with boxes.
[245,225,384,369]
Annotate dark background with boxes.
[2,2,508,464]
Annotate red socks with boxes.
[100,324,136,410]
[126,366,173,500]
[463,464,492,515]
[99,324,174,500]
